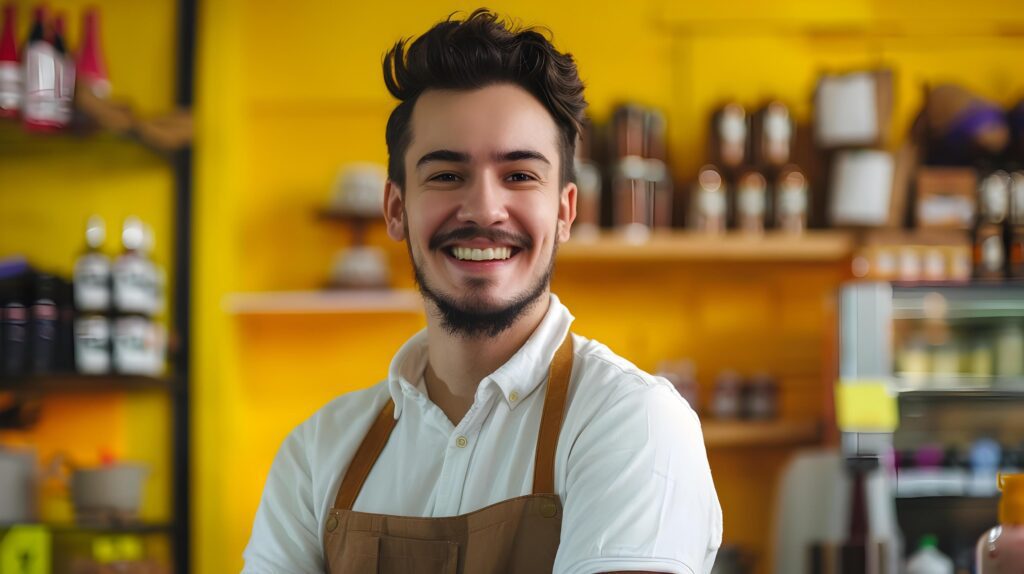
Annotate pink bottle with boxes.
[76,7,109,98]
[976,473,1024,573]
[0,3,21,117]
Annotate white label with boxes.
[23,41,66,126]
[815,72,880,147]
[1011,173,1024,225]
[779,186,807,216]
[699,189,726,217]
[829,150,894,226]
[0,62,22,112]
[982,235,1004,272]
[112,255,159,315]
[738,187,766,217]
[981,175,1010,222]
[765,110,792,143]
[75,316,110,374]
[919,195,975,227]
[719,111,746,144]
[923,248,947,280]
[74,253,111,312]
[113,316,164,375]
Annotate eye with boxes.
[506,172,537,183]
[429,172,462,183]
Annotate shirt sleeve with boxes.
[242,421,323,574]
[554,380,723,574]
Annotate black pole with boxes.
[173,0,196,572]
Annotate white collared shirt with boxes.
[243,294,722,574]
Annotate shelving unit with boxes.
[224,289,422,315]
[0,375,175,395]
[0,1,195,571]
[702,419,821,448]
[559,230,854,262]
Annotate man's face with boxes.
[383,83,576,338]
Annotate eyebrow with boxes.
[415,149,551,168]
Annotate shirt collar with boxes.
[385,293,575,419]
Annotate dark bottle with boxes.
[2,300,27,377]
[29,273,58,374]
[841,456,885,574]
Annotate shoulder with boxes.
[293,380,392,452]
[568,333,698,426]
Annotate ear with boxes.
[557,181,577,244]
[383,180,407,242]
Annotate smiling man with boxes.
[243,10,722,574]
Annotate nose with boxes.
[456,172,509,227]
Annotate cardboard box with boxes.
[916,168,977,229]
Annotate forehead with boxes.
[408,84,560,160]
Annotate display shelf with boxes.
[892,283,1024,320]
[701,419,820,448]
[0,522,176,535]
[224,289,422,315]
[316,208,382,224]
[894,375,1024,398]
[559,231,854,262]
[0,375,173,394]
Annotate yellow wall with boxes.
[193,1,1024,573]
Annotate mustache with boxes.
[429,226,533,251]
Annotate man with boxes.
[243,10,722,574]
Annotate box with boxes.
[916,168,977,229]
[814,70,894,149]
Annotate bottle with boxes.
[21,6,64,131]
[736,171,768,234]
[51,12,73,125]
[906,535,953,574]
[691,166,727,234]
[0,3,21,117]
[2,299,27,377]
[73,215,111,312]
[775,167,809,233]
[76,7,110,99]
[29,273,58,374]
[112,216,158,315]
[976,474,1024,572]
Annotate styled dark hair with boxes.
[383,9,587,189]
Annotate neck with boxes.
[424,292,551,405]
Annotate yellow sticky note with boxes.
[836,380,899,432]
[0,526,51,574]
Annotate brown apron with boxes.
[323,334,574,574]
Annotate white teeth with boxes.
[452,247,513,261]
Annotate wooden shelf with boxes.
[702,419,821,448]
[0,522,174,535]
[0,374,172,394]
[224,289,422,315]
[558,230,854,262]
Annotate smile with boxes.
[448,246,516,261]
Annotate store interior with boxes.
[2,0,1024,573]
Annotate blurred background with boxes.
[2,0,1024,573]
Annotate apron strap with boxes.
[332,332,575,509]
[333,399,397,510]
[532,333,574,495]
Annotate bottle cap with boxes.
[86,215,106,249]
[918,534,938,550]
[999,473,1024,525]
[122,216,144,250]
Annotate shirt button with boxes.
[455,436,468,448]
[509,391,519,402]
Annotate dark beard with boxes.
[411,241,557,339]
